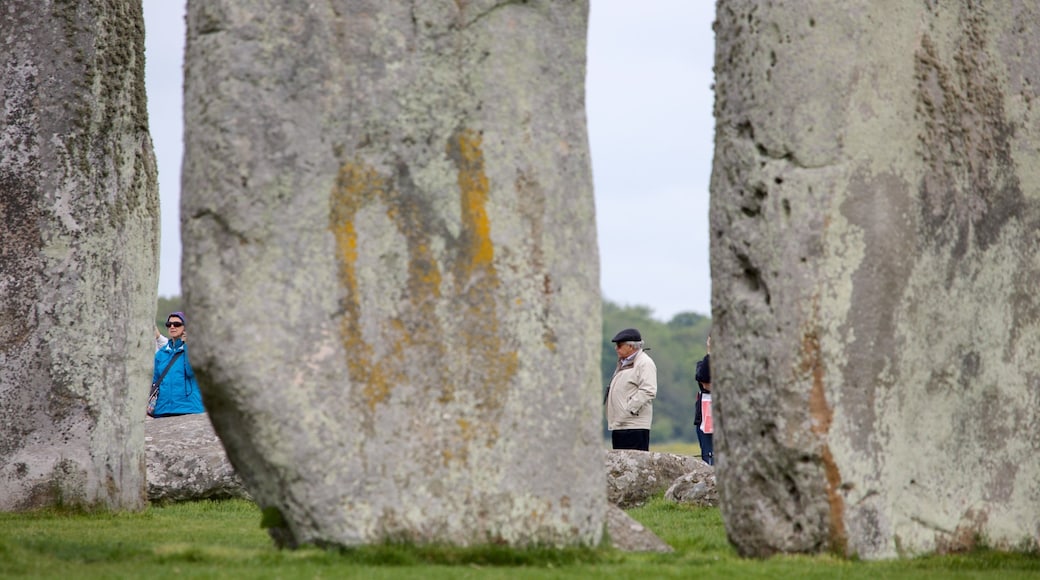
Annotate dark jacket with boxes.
[694,353,710,426]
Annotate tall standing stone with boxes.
[711,1,1040,559]
[0,1,158,510]
[182,1,602,547]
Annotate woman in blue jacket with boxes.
[151,311,205,417]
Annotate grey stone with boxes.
[606,450,702,508]
[664,466,717,507]
[605,504,673,553]
[140,434,682,555]
[711,1,1040,559]
[0,0,158,510]
[145,413,249,503]
[181,1,601,548]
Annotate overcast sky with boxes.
[143,1,716,321]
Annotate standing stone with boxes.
[0,1,158,510]
[711,1,1040,559]
[181,1,601,547]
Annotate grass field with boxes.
[1,497,1037,579]
[653,440,700,456]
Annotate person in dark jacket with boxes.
[694,335,713,465]
[150,311,204,417]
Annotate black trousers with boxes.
[611,429,650,451]
[697,428,714,465]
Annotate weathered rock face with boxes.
[605,504,673,553]
[664,467,717,508]
[0,1,158,510]
[181,1,601,547]
[711,1,1040,559]
[606,450,702,509]
[145,414,249,503]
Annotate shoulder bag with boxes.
[147,351,183,417]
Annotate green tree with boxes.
[601,300,710,444]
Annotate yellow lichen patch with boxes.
[411,242,443,296]
[329,161,396,413]
[330,159,453,426]
[448,418,476,464]
[451,129,495,269]
[484,424,499,448]
[440,128,519,459]
[327,136,520,458]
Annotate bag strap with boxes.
[150,350,184,396]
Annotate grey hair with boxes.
[622,341,644,350]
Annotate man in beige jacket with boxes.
[605,328,657,451]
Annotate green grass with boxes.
[0,498,1037,579]
[652,440,701,456]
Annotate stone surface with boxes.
[181,1,601,547]
[711,1,1040,559]
[664,466,717,507]
[606,450,702,509]
[0,0,158,510]
[605,504,673,553]
[145,413,249,503]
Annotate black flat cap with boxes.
[611,328,642,343]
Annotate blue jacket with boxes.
[152,339,204,416]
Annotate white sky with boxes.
[143,1,716,321]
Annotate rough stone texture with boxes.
[606,450,702,509]
[664,466,717,507]
[181,1,601,547]
[0,0,158,510]
[605,504,673,553]
[145,413,249,503]
[711,1,1040,559]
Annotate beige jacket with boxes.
[605,349,657,430]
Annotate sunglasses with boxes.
[165,321,184,328]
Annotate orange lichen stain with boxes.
[799,317,847,555]
[821,447,849,555]
[802,330,832,436]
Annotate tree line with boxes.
[157,296,711,443]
